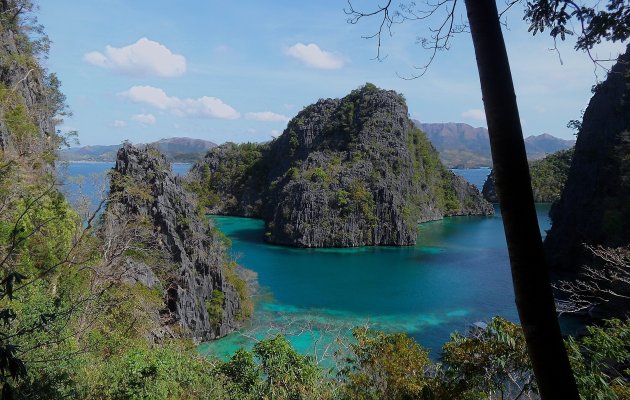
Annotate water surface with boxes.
[199,202,554,360]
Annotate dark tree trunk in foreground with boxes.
[463,0,579,398]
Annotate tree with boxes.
[339,327,433,399]
[441,317,536,399]
[555,244,630,316]
[464,2,579,397]
[218,335,328,400]
[525,0,630,67]
[342,0,630,397]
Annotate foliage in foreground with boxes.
[211,317,628,400]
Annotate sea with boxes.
[58,163,578,361]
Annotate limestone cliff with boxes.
[190,84,493,247]
[544,45,630,271]
[482,148,574,203]
[104,144,250,342]
[0,4,58,158]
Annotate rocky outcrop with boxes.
[545,45,630,272]
[191,84,493,247]
[0,6,57,156]
[482,148,574,203]
[104,144,250,342]
[482,172,498,203]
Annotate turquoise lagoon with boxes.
[57,163,563,361]
[198,202,556,361]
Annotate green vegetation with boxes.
[484,148,575,203]
[350,181,376,226]
[206,290,225,327]
[207,317,629,400]
[566,319,630,399]
[407,126,465,215]
[529,148,574,202]
[224,260,253,321]
[309,167,330,183]
[341,328,432,399]
[188,142,269,215]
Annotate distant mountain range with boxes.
[416,122,575,168]
[59,137,217,163]
[60,126,574,168]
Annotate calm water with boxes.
[452,167,491,190]
[59,164,566,361]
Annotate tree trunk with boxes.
[463,0,579,398]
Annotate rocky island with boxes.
[189,84,493,247]
[103,144,251,342]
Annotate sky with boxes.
[36,1,626,146]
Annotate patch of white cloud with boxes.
[271,130,281,138]
[245,111,289,122]
[120,86,240,120]
[461,108,486,122]
[84,38,186,77]
[131,113,156,125]
[112,120,127,128]
[285,43,345,70]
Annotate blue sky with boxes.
[37,1,625,146]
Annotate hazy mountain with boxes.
[59,137,217,163]
[524,133,576,160]
[415,121,575,168]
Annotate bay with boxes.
[58,163,573,361]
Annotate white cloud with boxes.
[84,38,186,77]
[245,111,289,122]
[120,85,240,120]
[461,108,486,121]
[285,43,345,70]
[131,113,156,125]
[112,119,127,128]
[271,130,281,138]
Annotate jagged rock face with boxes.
[191,85,493,247]
[0,18,56,154]
[545,45,630,271]
[482,172,499,203]
[106,144,245,342]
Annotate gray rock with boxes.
[0,23,56,155]
[105,144,249,342]
[481,171,499,203]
